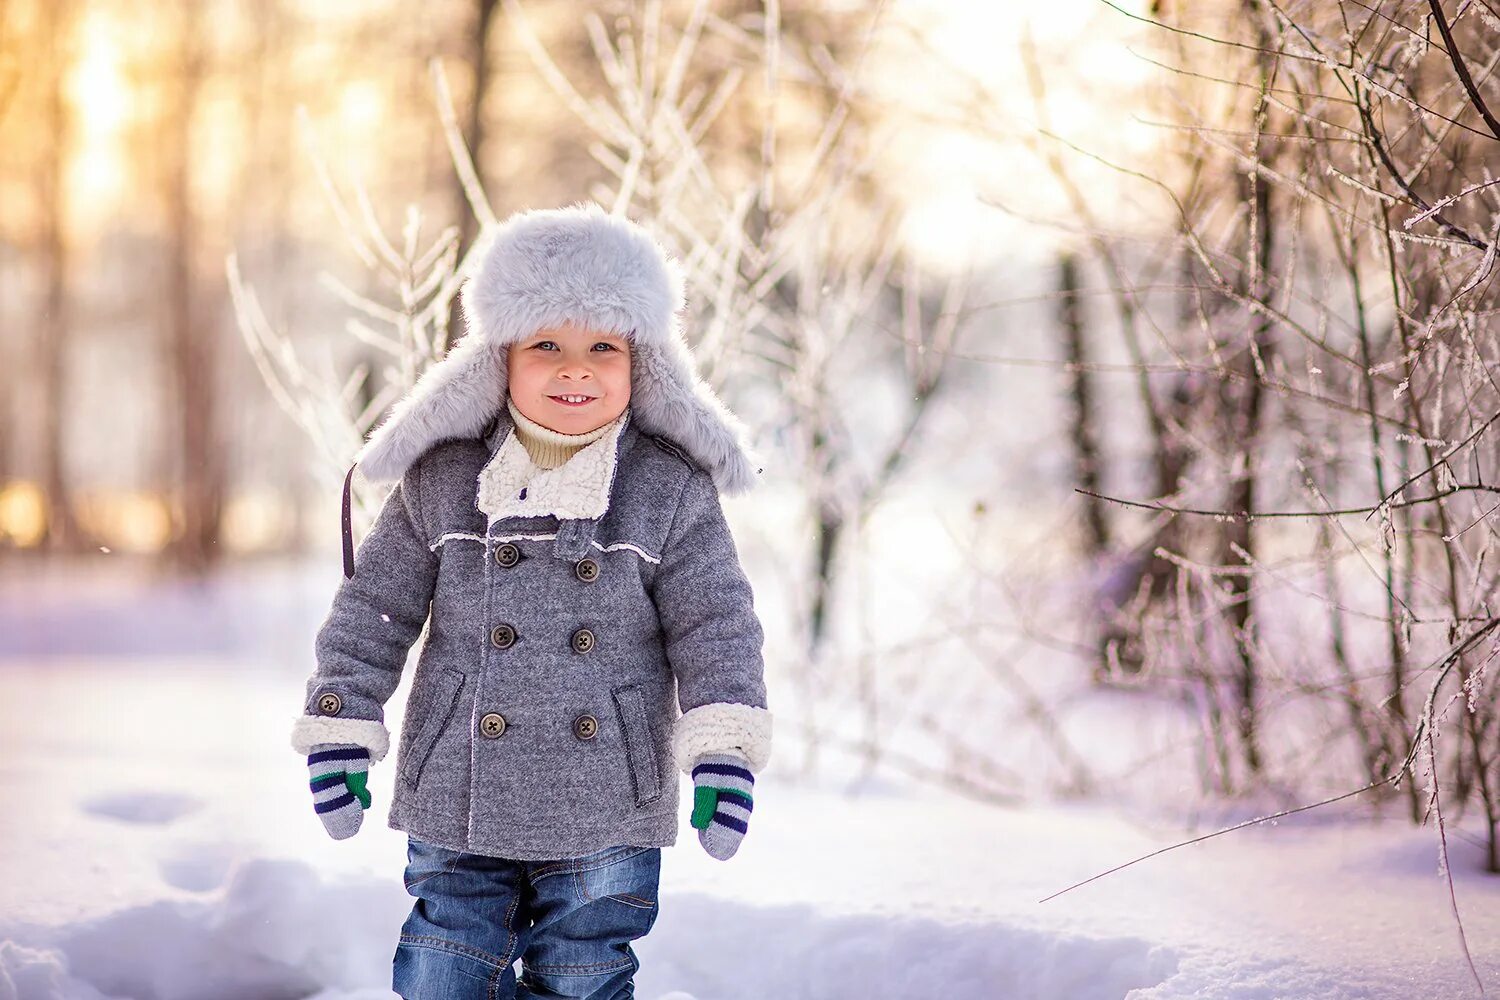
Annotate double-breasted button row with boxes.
[489,623,596,653]
[478,711,598,741]
[492,544,599,585]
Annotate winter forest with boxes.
[3,0,1500,997]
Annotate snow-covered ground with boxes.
[1,559,1496,1000]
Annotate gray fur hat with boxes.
[352,200,761,494]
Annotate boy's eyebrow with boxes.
[524,330,629,343]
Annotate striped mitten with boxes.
[306,743,372,840]
[689,752,755,860]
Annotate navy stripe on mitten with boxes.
[307,743,372,840]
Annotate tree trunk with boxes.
[444,0,501,350]
[1060,251,1108,556]
[1217,6,1277,779]
[161,1,225,574]
[36,0,85,553]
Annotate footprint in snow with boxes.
[158,840,241,892]
[81,790,201,825]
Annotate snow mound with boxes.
[0,941,117,1000]
[641,892,1177,999]
[13,858,403,1000]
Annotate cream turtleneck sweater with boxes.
[505,397,623,469]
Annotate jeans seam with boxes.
[607,892,656,909]
[398,932,510,969]
[528,845,648,884]
[528,956,635,974]
[495,888,520,990]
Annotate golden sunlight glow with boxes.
[0,482,45,547]
[79,490,173,553]
[196,88,243,210]
[65,7,131,207]
[0,485,299,555]
[881,0,1161,273]
[222,492,297,553]
[339,79,385,132]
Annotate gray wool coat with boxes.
[290,405,772,860]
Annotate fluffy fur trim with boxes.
[461,200,684,352]
[290,715,391,763]
[351,200,761,494]
[672,702,773,775]
[477,408,628,522]
[629,323,761,494]
[354,332,504,484]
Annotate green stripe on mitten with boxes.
[306,743,372,840]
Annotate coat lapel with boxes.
[476,407,634,527]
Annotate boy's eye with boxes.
[530,341,620,351]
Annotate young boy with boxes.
[288,201,773,1000]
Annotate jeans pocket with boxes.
[604,890,658,910]
[595,847,661,911]
[400,669,466,792]
[548,845,661,906]
[610,684,662,806]
[401,838,461,893]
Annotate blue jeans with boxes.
[392,837,662,1000]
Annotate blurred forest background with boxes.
[6,0,1500,884]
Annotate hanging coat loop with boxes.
[341,462,357,579]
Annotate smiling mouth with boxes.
[548,394,597,406]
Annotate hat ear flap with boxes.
[355,334,507,483]
[631,332,761,495]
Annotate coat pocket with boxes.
[400,668,466,791]
[611,684,663,806]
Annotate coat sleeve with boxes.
[650,466,773,776]
[288,462,440,764]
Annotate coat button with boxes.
[570,628,595,654]
[494,543,520,567]
[480,712,507,738]
[491,623,517,649]
[316,692,342,716]
[575,558,599,582]
[573,714,598,740]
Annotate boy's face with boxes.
[507,322,632,434]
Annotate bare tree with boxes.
[33,0,86,553]
[1058,251,1109,559]
[442,0,502,342]
[156,1,227,573]
[1041,1,1500,882]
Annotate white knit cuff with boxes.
[672,702,773,775]
[290,715,391,763]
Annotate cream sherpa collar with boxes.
[476,405,630,523]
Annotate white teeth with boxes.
[554,395,590,403]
